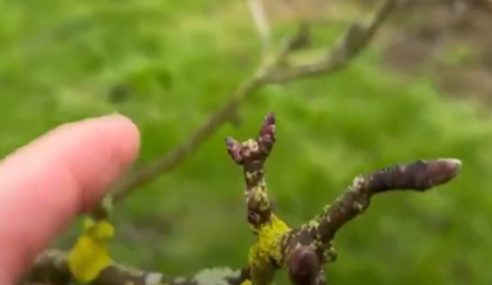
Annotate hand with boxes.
[0,115,140,284]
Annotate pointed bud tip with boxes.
[424,158,462,187]
[443,158,462,166]
[441,158,462,176]
[265,112,275,124]
[225,137,236,146]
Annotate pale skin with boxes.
[0,115,141,284]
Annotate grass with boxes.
[1,0,492,284]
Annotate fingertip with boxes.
[65,114,141,209]
[65,113,141,158]
[0,113,142,282]
[93,114,141,168]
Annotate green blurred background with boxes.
[1,0,492,284]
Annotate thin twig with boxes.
[26,127,461,285]
[29,1,404,283]
[112,77,263,202]
[263,0,400,83]
[226,113,280,285]
[26,249,249,285]
[110,0,400,204]
[247,0,272,56]
[224,114,461,285]
[226,112,276,230]
[316,159,462,243]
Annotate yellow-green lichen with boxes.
[248,214,291,268]
[240,280,252,285]
[245,171,255,180]
[244,139,258,152]
[306,219,319,230]
[248,180,270,211]
[68,217,114,283]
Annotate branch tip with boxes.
[226,137,243,165]
[316,158,462,244]
[419,158,462,187]
[259,112,276,142]
[265,112,275,124]
[29,1,406,283]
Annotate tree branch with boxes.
[226,113,276,230]
[263,0,400,83]
[28,1,405,284]
[223,114,461,285]
[26,249,250,285]
[246,0,272,56]
[109,0,400,204]
[112,78,262,203]
[315,158,462,244]
[226,113,286,285]
[26,115,461,285]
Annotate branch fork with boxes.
[26,113,462,285]
[225,113,461,285]
[24,2,458,284]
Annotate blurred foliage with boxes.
[1,0,492,284]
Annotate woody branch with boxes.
[26,113,461,285]
[225,113,461,285]
[27,1,404,284]
[226,112,276,231]
[108,0,401,203]
[315,158,462,244]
